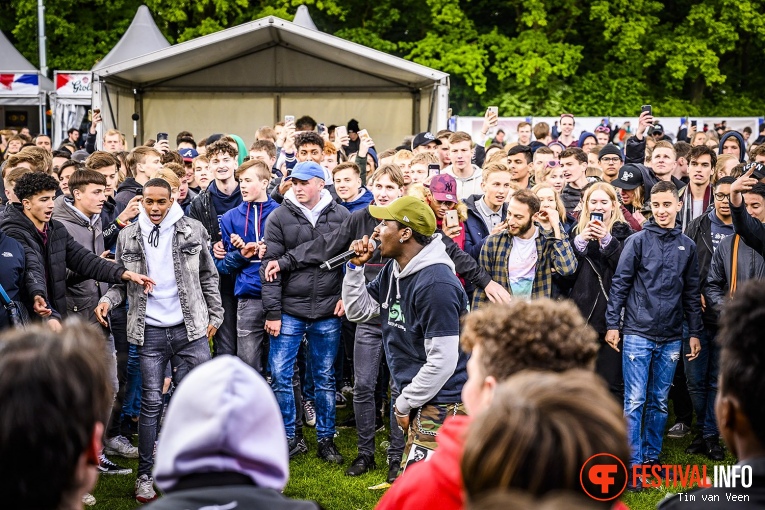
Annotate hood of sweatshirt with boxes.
[53,195,98,227]
[284,188,333,226]
[342,187,374,212]
[207,179,242,214]
[395,233,455,280]
[643,218,682,239]
[719,131,747,162]
[115,177,143,195]
[154,355,289,493]
[137,200,185,237]
[229,134,248,166]
[235,198,280,241]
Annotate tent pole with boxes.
[37,0,47,77]
[412,90,421,134]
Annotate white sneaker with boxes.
[104,435,139,458]
[82,493,96,506]
[303,400,317,427]
[135,474,158,503]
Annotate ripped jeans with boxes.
[623,335,682,468]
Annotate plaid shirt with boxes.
[472,226,578,310]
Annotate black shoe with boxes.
[686,435,706,454]
[345,453,376,476]
[317,437,344,464]
[288,437,308,459]
[706,438,725,461]
[387,456,401,483]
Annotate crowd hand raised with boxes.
[122,270,155,294]
[444,224,462,239]
[481,108,498,136]
[730,165,757,207]
[117,195,142,224]
[95,302,110,327]
[359,135,375,158]
[89,110,102,134]
[349,236,375,266]
[265,319,281,337]
[636,110,655,139]
[264,260,281,282]
[212,240,226,260]
[33,295,52,317]
[282,121,297,153]
[48,318,62,333]
[154,139,171,154]
[605,330,620,352]
[484,280,512,304]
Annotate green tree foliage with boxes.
[3,0,765,116]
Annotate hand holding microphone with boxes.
[323,235,377,269]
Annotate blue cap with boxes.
[285,161,325,182]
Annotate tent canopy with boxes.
[92,12,449,150]
[92,5,170,71]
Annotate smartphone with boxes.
[318,123,326,135]
[590,212,604,223]
[641,105,652,117]
[335,125,347,140]
[487,106,498,116]
[428,163,440,177]
[444,209,459,228]
[691,120,697,128]
[156,132,168,142]
[358,129,370,141]
[93,108,100,116]
[285,115,295,124]
[104,252,115,260]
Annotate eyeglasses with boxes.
[714,192,731,201]
[600,157,621,163]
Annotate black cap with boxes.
[652,123,665,134]
[598,143,623,161]
[744,161,765,180]
[611,163,644,190]
[411,132,442,151]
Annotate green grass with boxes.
[92,407,736,510]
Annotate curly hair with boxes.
[295,131,324,151]
[205,139,238,160]
[462,370,628,503]
[717,280,765,446]
[14,172,60,201]
[460,300,598,380]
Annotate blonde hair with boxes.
[576,182,626,234]
[411,152,438,166]
[714,153,738,183]
[482,163,512,182]
[535,161,562,186]
[152,169,180,190]
[531,182,566,220]
[393,149,414,165]
[485,151,509,167]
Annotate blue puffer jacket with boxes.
[718,131,747,162]
[606,220,703,341]
[216,198,280,299]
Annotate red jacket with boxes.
[376,415,470,510]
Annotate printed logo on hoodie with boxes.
[388,301,406,330]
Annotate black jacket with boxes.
[463,194,508,261]
[261,195,350,321]
[100,195,127,250]
[565,222,632,335]
[278,207,493,291]
[0,203,125,318]
[114,177,144,210]
[188,188,221,244]
[0,230,27,329]
[731,200,765,256]
[708,233,765,312]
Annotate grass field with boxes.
[92,406,736,510]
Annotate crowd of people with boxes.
[1,109,764,509]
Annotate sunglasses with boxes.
[546,160,561,168]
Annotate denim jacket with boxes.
[100,216,224,346]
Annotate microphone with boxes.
[131,113,139,148]
[321,240,377,271]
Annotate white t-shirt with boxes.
[507,227,539,300]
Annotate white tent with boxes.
[91,11,450,151]
[0,30,54,134]
[51,5,170,147]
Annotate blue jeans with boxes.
[269,313,340,440]
[122,344,142,418]
[623,334,682,468]
[683,329,719,438]
[137,324,211,476]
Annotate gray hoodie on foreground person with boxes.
[146,356,320,510]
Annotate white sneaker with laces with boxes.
[104,435,139,458]
[135,474,158,503]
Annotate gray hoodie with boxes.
[343,235,468,413]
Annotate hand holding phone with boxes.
[428,163,440,177]
[444,209,459,228]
